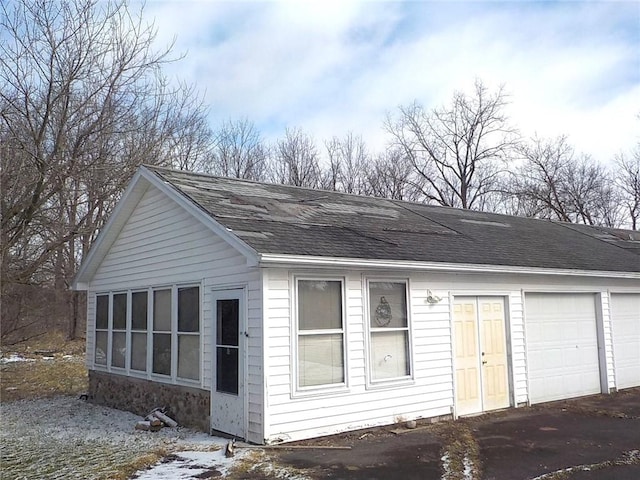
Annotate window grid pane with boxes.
[298,280,342,330]
[131,332,147,371]
[95,331,107,365]
[96,295,108,329]
[178,334,199,380]
[132,292,148,330]
[178,287,199,332]
[299,333,344,387]
[152,333,171,375]
[113,293,127,330]
[111,332,126,368]
[153,289,171,331]
[369,282,407,328]
[370,331,410,381]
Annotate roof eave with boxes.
[72,166,260,291]
[257,253,640,279]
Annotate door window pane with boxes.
[111,332,126,368]
[178,287,199,332]
[154,290,171,331]
[216,347,239,394]
[95,331,107,365]
[132,292,148,330]
[178,335,199,380]
[152,333,171,375]
[131,332,147,371]
[298,281,342,330]
[299,334,344,387]
[217,299,239,346]
[96,295,108,329]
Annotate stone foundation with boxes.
[89,370,210,432]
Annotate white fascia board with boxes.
[257,253,640,280]
[139,167,260,266]
[71,170,150,290]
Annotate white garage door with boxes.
[525,293,601,403]
[610,293,640,389]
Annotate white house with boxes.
[73,165,640,444]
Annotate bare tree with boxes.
[365,148,424,202]
[270,127,322,188]
[207,118,268,180]
[505,136,623,226]
[615,147,640,230]
[0,0,212,342]
[323,133,370,194]
[385,80,519,209]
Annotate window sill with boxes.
[366,378,415,391]
[291,384,350,400]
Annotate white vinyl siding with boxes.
[86,185,264,444]
[262,269,632,443]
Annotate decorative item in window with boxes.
[375,296,392,327]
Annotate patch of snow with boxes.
[0,354,35,364]
[135,450,235,479]
[440,452,450,480]
[463,455,474,480]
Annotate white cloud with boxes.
[144,0,640,161]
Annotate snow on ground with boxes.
[0,396,246,480]
[0,354,36,364]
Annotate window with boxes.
[177,287,200,380]
[297,279,345,388]
[153,289,172,376]
[93,285,200,383]
[111,293,127,368]
[130,291,148,372]
[368,281,411,381]
[95,295,109,365]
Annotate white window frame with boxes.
[110,291,128,370]
[365,278,414,387]
[94,293,110,367]
[293,276,348,395]
[92,283,202,387]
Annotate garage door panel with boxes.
[525,293,601,404]
[611,294,640,389]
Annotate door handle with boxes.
[482,361,488,365]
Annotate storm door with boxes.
[210,289,246,439]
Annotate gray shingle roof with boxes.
[147,166,640,273]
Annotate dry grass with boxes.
[1,331,88,402]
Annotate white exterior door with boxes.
[453,297,510,416]
[525,293,601,404]
[610,293,640,390]
[211,289,246,439]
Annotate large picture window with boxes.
[297,279,345,388]
[93,285,200,383]
[368,281,411,382]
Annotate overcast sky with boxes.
[145,0,640,163]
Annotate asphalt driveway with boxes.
[247,387,640,480]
